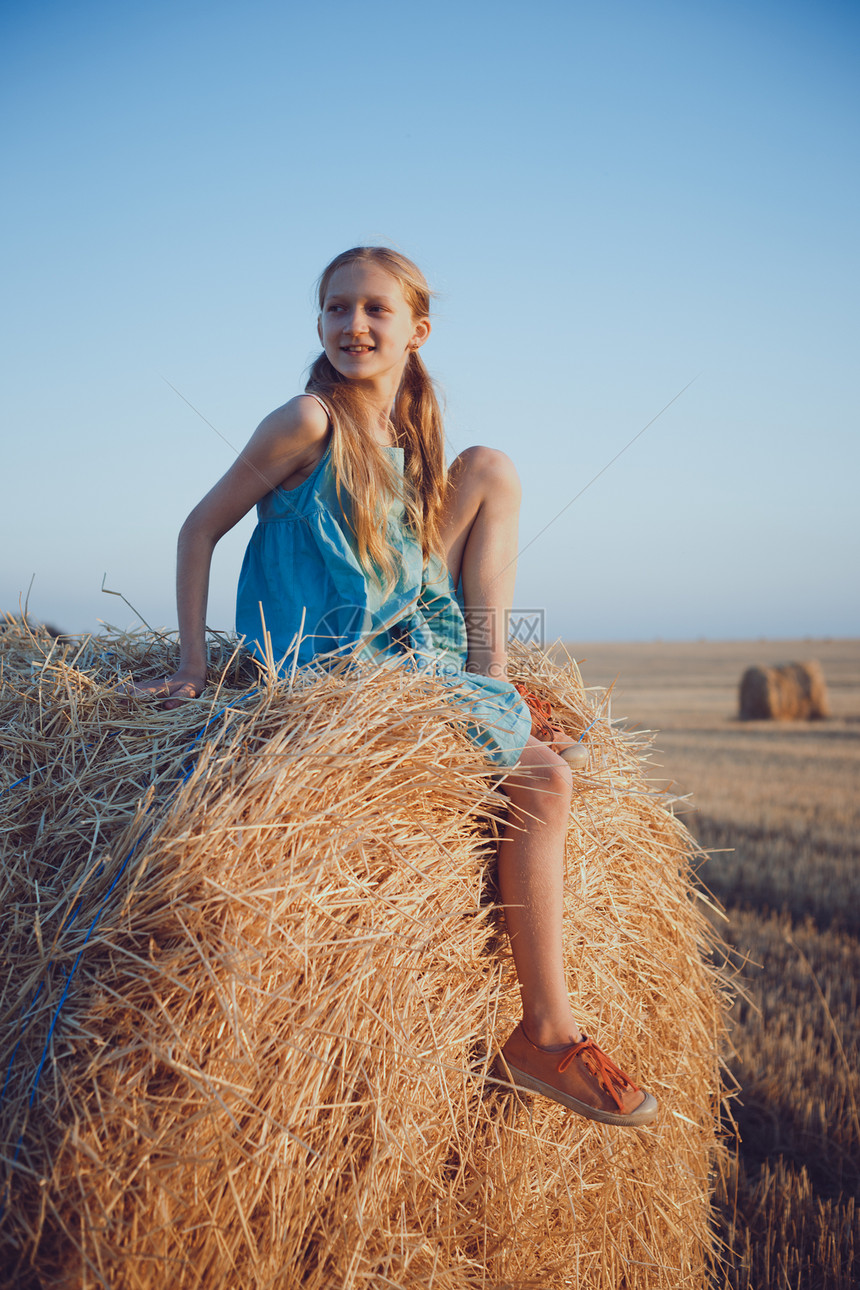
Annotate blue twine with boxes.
[0,983,44,1103]
[576,715,600,742]
[1,767,44,797]
[0,687,264,1215]
[1,687,260,1129]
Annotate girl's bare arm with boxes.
[134,396,330,704]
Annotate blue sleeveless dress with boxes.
[235,428,531,769]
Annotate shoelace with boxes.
[513,684,564,743]
[557,1036,640,1113]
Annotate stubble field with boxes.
[565,638,860,1289]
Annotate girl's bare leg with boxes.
[499,740,582,1045]
[441,446,521,679]
[442,447,581,1044]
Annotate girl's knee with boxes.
[540,759,573,813]
[452,445,521,500]
[506,752,573,820]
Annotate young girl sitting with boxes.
[136,246,657,1128]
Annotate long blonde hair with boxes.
[305,247,446,586]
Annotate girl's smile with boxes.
[318,262,429,387]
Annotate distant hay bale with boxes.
[0,624,729,1289]
[739,660,830,721]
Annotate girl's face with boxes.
[318,262,430,386]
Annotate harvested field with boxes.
[0,624,727,1289]
[568,637,860,1290]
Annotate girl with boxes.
[138,247,657,1128]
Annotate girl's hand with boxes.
[128,669,205,709]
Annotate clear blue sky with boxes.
[2,0,858,642]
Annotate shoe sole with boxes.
[497,1056,659,1127]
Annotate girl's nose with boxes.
[344,310,368,335]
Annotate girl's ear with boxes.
[317,316,324,346]
[410,318,431,351]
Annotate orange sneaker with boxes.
[498,1023,658,1127]
[513,685,589,769]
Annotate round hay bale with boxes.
[739,660,830,721]
[0,626,729,1289]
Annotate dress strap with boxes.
[303,391,331,421]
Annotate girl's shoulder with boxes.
[257,393,331,442]
[248,394,332,489]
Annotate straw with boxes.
[0,620,730,1289]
